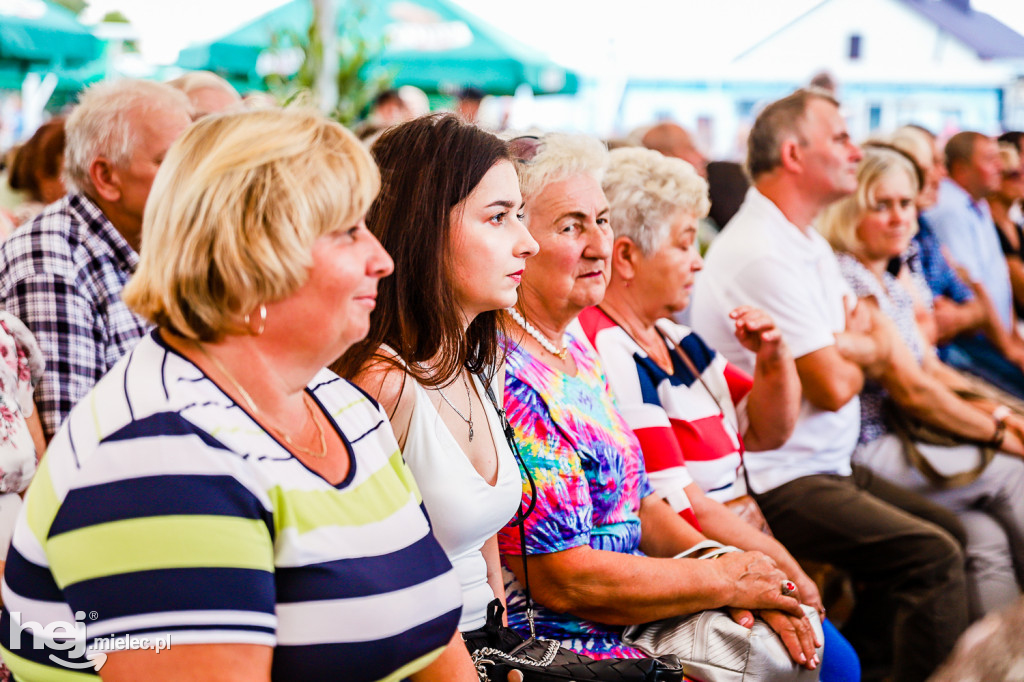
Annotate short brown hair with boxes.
[746,88,839,180]
[944,131,986,174]
[8,118,65,202]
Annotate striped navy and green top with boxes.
[0,331,463,681]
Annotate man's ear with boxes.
[947,158,965,182]
[778,136,803,174]
[612,235,640,280]
[88,157,121,203]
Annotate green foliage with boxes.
[100,9,129,23]
[265,1,393,127]
[99,9,139,52]
[52,0,87,15]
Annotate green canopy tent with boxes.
[177,0,578,96]
[0,0,103,90]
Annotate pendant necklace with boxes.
[437,370,474,441]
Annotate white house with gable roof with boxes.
[617,0,1024,158]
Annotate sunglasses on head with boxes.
[508,135,543,164]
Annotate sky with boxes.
[78,0,1024,74]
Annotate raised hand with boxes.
[731,306,784,357]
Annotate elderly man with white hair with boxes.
[0,79,192,440]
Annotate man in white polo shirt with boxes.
[691,89,968,682]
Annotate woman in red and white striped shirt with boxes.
[581,145,817,615]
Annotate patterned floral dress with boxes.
[0,311,42,495]
[498,333,654,659]
[0,311,43,682]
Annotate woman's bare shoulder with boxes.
[350,351,415,423]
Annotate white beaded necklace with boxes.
[507,307,569,360]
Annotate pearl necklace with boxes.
[507,307,569,360]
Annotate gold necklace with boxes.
[193,340,328,458]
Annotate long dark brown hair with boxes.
[332,113,512,387]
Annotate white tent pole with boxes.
[20,71,58,140]
[313,0,338,114]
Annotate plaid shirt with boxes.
[0,194,150,439]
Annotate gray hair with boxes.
[516,133,609,202]
[167,70,238,98]
[602,147,710,256]
[64,79,192,194]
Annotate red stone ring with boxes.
[781,580,798,598]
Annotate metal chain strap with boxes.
[472,656,493,682]
[470,637,562,676]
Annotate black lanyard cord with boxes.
[482,378,539,636]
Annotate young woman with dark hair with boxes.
[333,113,538,637]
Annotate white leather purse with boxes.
[621,542,823,682]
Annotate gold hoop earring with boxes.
[243,304,267,336]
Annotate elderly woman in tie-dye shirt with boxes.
[496,133,819,668]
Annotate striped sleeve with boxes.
[721,360,753,408]
[40,413,277,647]
[722,360,752,437]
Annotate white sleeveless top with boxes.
[401,372,522,630]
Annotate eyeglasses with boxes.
[508,135,543,164]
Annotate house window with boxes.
[869,105,882,132]
[849,34,862,60]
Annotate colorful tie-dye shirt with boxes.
[499,333,654,659]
